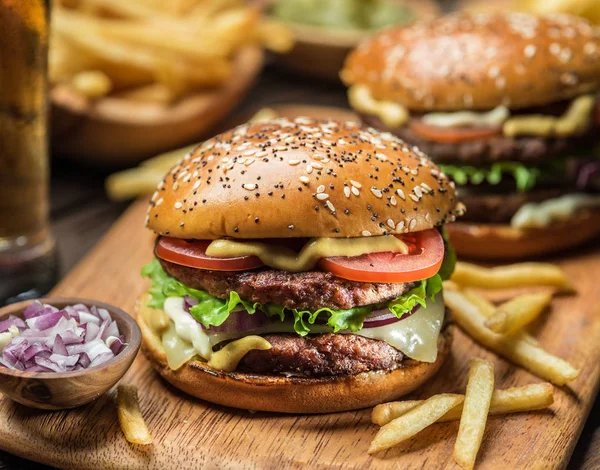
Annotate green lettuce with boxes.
[440,162,540,192]
[142,238,454,336]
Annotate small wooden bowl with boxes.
[0,298,141,410]
[269,0,439,81]
[51,46,264,167]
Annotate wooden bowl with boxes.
[51,46,264,167]
[0,298,141,410]
[269,0,439,81]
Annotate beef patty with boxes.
[160,259,415,311]
[238,333,404,377]
[458,187,568,223]
[361,114,590,165]
[237,320,449,377]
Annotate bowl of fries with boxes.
[49,0,293,166]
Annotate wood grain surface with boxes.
[1,108,600,468]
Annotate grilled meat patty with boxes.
[160,259,415,311]
[458,187,568,223]
[362,114,590,165]
[237,333,404,377]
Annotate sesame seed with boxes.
[242,149,256,156]
[306,165,313,174]
[317,185,326,193]
[351,187,360,196]
[244,158,255,166]
[299,176,310,184]
[387,219,395,229]
[524,44,536,57]
[193,181,201,190]
[409,194,420,202]
[390,196,397,206]
[350,180,362,188]
[288,224,294,230]
[243,183,257,191]
[174,202,182,209]
[343,187,351,198]
[316,193,329,200]
[289,159,300,166]
[397,221,405,231]
[370,187,383,198]
[311,162,323,169]
[414,186,423,198]
[362,230,372,237]
[325,200,336,212]
[396,189,406,200]
[409,219,417,230]
[410,169,418,176]
[173,182,179,191]
[421,183,432,192]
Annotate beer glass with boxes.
[0,0,57,304]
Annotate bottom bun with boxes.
[447,209,600,260]
[136,295,452,414]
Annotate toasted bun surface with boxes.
[146,118,463,239]
[447,209,600,259]
[342,12,600,111]
[137,295,452,413]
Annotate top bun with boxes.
[146,118,463,239]
[341,12,600,111]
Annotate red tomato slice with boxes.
[410,120,501,143]
[319,229,444,283]
[155,237,264,271]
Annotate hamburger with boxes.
[138,118,464,413]
[341,12,600,259]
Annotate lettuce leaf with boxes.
[440,162,540,192]
[142,238,455,336]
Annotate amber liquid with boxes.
[0,0,57,304]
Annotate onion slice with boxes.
[362,304,420,329]
[0,301,127,373]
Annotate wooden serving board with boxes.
[1,110,600,469]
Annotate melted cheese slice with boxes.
[157,294,444,370]
[422,106,510,128]
[347,84,409,127]
[511,193,600,229]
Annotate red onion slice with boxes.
[202,308,270,333]
[0,301,127,373]
[362,304,421,329]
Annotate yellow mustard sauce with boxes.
[206,235,409,272]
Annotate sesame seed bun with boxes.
[136,294,453,413]
[446,209,600,260]
[341,12,600,111]
[146,118,464,239]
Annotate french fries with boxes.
[460,288,540,346]
[372,383,554,426]
[50,0,293,101]
[444,289,579,385]
[451,262,574,293]
[368,394,464,454]
[117,385,153,445]
[454,359,495,469]
[485,292,552,335]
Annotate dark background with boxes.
[1,65,599,470]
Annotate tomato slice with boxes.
[319,229,444,283]
[410,119,501,143]
[155,237,264,271]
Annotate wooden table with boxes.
[0,66,598,470]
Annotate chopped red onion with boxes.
[0,315,26,333]
[0,300,127,373]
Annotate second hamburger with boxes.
[342,12,600,259]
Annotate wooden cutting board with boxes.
[1,108,600,470]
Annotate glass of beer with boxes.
[0,0,57,304]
